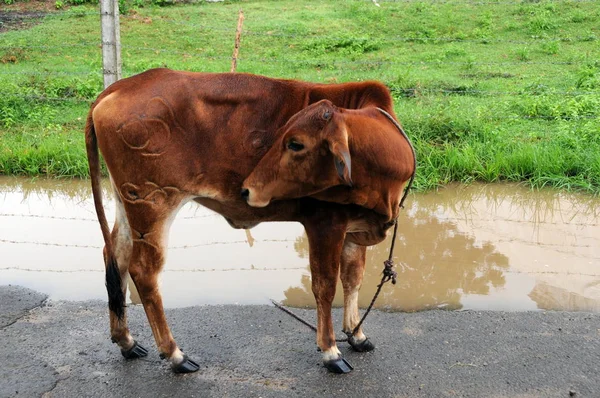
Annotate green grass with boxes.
[1,0,599,193]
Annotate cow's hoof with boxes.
[324,357,353,374]
[121,340,149,359]
[172,355,200,374]
[348,336,375,352]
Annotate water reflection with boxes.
[284,184,600,312]
[284,201,510,312]
[1,177,599,312]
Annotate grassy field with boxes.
[1,0,599,193]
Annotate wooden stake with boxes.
[230,9,244,73]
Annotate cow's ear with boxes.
[334,148,353,187]
[324,110,352,187]
[328,139,352,187]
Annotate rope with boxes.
[348,108,416,337]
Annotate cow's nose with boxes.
[241,188,250,200]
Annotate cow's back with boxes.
[90,68,397,203]
[93,68,308,139]
[91,70,307,196]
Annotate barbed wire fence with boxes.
[1,0,599,278]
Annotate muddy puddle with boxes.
[1,176,599,312]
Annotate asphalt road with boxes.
[2,285,599,397]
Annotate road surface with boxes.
[1,285,599,397]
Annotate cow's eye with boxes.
[287,141,305,152]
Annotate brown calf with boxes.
[85,68,415,374]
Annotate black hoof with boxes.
[121,341,149,359]
[324,357,353,374]
[172,355,200,374]
[348,336,375,352]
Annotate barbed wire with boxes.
[2,266,597,277]
[0,70,101,77]
[0,237,295,250]
[500,115,599,121]
[494,238,597,250]
[1,46,596,77]
[6,40,580,68]
[1,85,599,101]
[171,238,295,249]
[2,82,598,103]
[0,238,102,249]
[1,81,598,105]
[0,45,596,74]
[0,213,218,222]
[119,44,231,60]
[503,270,600,278]
[238,57,589,68]
[0,265,307,273]
[1,91,598,122]
[249,32,598,44]
[0,43,97,51]
[439,215,600,227]
[3,211,599,227]
[0,93,92,103]
[158,17,599,44]
[118,43,595,68]
[0,267,104,273]
[0,10,98,23]
[0,213,98,222]
[390,88,599,97]
[3,234,596,254]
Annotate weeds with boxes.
[576,62,600,89]
[301,35,381,56]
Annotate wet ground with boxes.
[1,176,599,313]
[2,285,600,397]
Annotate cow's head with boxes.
[242,100,352,207]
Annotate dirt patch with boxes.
[0,11,48,32]
[0,0,64,33]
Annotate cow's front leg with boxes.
[340,240,375,352]
[304,215,353,374]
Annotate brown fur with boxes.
[85,68,414,368]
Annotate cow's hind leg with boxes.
[125,196,199,373]
[107,190,148,359]
[340,240,375,353]
[304,214,353,374]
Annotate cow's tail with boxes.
[85,109,125,320]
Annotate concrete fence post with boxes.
[100,0,122,89]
